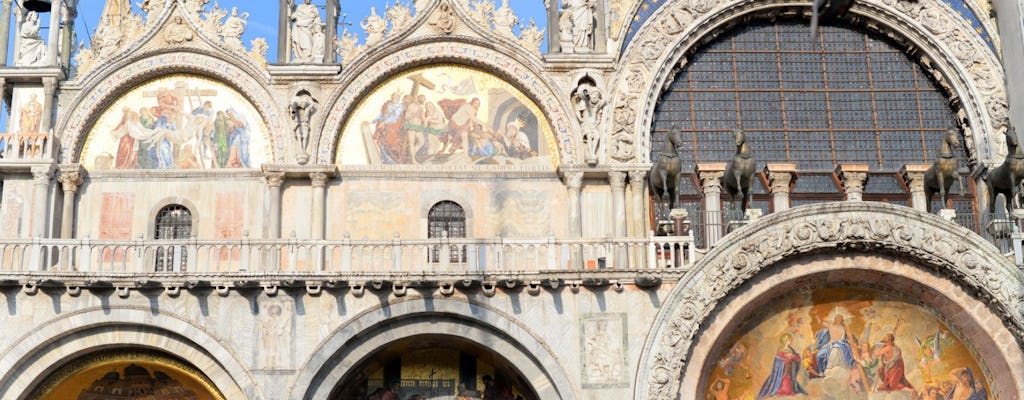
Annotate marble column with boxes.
[697,164,726,246]
[609,171,627,267]
[325,0,339,63]
[837,164,869,202]
[265,171,286,239]
[45,0,61,66]
[765,163,797,212]
[310,172,327,240]
[564,171,583,268]
[57,164,82,239]
[546,0,560,53]
[40,78,56,137]
[628,170,647,236]
[902,164,930,212]
[60,2,77,68]
[30,165,52,238]
[0,0,13,66]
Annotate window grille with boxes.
[154,204,191,272]
[428,201,467,263]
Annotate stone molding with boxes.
[316,38,577,166]
[613,0,1007,167]
[634,201,1024,399]
[56,52,285,165]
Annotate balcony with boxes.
[0,132,53,162]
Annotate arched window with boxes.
[428,201,466,263]
[154,204,192,272]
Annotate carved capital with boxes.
[901,168,927,193]
[563,171,584,190]
[608,171,627,191]
[767,172,793,194]
[696,165,725,193]
[628,170,647,185]
[31,165,52,185]
[310,172,328,188]
[839,169,869,201]
[42,77,57,95]
[57,164,84,193]
[265,172,286,188]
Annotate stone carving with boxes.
[722,129,755,211]
[163,16,195,45]
[290,0,324,63]
[361,7,387,45]
[468,0,495,28]
[491,0,518,37]
[581,314,629,388]
[924,128,962,212]
[610,95,637,162]
[571,79,606,166]
[429,2,457,34]
[985,127,1024,215]
[288,90,319,165]
[218,7,248,52]
[517,20,545,55]
[249,38,269,68]
[183,0,209,16]
[386,1,414,32]
[16,11,46,67]
[639,203,1023,399]
[139,0,166,26]
[256,300,294,369]
[493,190,552,237]
[334,29,363,66]
[561,0,596,53]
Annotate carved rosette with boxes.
[637,202,1023,399]
[614,0,1006,167]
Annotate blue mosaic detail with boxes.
[620,0,996,54]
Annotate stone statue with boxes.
[985,126,1024,215]
[564,0,595,52]
[723,129,756,212]
[16,11,46,67]
[491,0,518,37]
[290,0,323,63]
[386,1,413,32]
[289,90,319,164]
[92,16,123,57]
[219,7,247,52]
[362,7,387,45]
[571,79,606,166]
[649,129,685,220]
[924,128,962,213]
[518,19,545,54]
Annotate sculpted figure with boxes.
[571,79,606,166]
[566,0,595,52]
[491,0,517,37]
[362,7,387,45]
[923,129,962,212]
[219,7,247,52]
[985,126,1024,215]
[16,11,46,66]
[288,90,319,164]
[723,129,756,211]
[290,0,323,63]
[649,129,685,220]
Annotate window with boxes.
[154,204,192,272]
[428,201,466,263]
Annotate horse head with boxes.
[940,128,960,156]
[1007,127,1023,159]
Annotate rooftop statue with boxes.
[923,129,962,213]
[290,0,324,63]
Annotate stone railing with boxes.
[0,235,696,276]
[0,132,52,160]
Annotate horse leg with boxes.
[938,174,947,211]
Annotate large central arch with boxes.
[634,202,1024,399]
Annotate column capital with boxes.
[696,163,726,192]
[836,164,870,201]
[310,172,328,188]
[608,171,627,191]
[42,77,57,94]
[900,164,930,193]
[562,171,584,190]
[57,164,83,193]
[31,165,53,184]
[265,171,286,188]
[765,164,798,195]
[627,169,647,184]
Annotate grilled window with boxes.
[428,201,466,263]
[154,204,191,272]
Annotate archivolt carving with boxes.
[613,0,1007,166]
[635,202,1024,399]
[317,40,575,165]
[57,53,284,164]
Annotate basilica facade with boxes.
[0,0,1021,399]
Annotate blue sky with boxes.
[74,0,549,59]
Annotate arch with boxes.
[57,52,286,165]
[289,297,575,400]
[634,202,1024,399]
[0,307,259,399]
[145,196,199,239]
[316,39,577,165]
[612,0,1007,167]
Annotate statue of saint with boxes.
[288,91,319,163]
[290,0,323,63]
[569,0,595,52]
[16,11,46,66]
[220,7,247,52]
[572,80,606,165]
[362,7,387,45]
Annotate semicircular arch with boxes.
[290,296,575,400]
[635,202,1024,399]
[0,306,259,400]
[317,38,577,165]
[57,52,287,165]
[613,0,1007,166]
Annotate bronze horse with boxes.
[649,129,685,220]
[923,128,962,213]
[723,129,756,212]
[986,127,1024,215]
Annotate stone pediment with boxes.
[337,0,545,68]
[71,0,268,83]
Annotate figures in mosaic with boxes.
[16,11,46,66]
[18,95,43,134]
[290,0,324,63]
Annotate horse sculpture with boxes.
[723,129,756,212]
[986,126,1024,215]
[923,129,962,213]
[649,129,685,220]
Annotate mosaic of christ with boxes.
[707,287,992,400]
[338,64,558,167]
[82,74,269,170]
